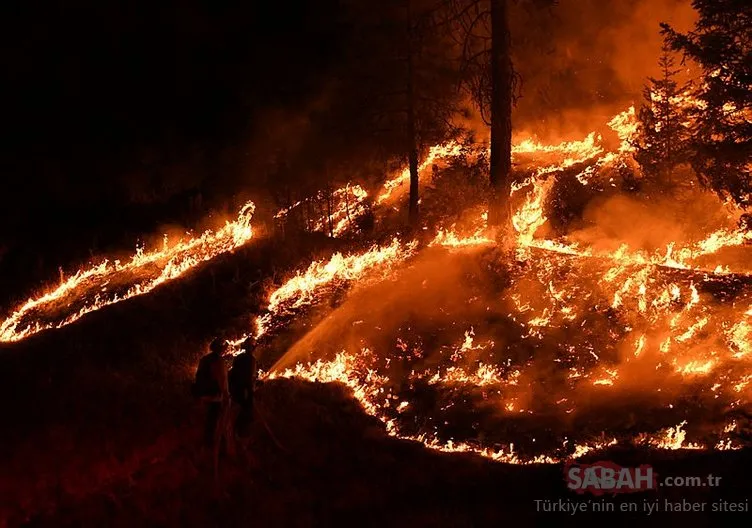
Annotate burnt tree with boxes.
[341,0,462,228]
[406,0,421,227]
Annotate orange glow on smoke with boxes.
[260,104,750,463]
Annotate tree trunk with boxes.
[662,58,673,187]
[406,0,420,229]
[488,0,513,228]
[344,184,352,230]
[326,187,334,237]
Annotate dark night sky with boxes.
[3,0,341,181]
[0,0,345,297]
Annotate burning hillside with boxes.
[242,106,752,465]
[2,105,749,467]
[264,241,750,463]
[5,1,752,525]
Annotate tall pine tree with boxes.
[661,0,752,206]
[633,48,691,187]
[340,0,463,229]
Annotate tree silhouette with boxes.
[340,0,463,229]
[443,0,556,229]
[661,0,752,207]
[633,47,691,188]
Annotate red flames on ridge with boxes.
[3,104,750,465]
[251,105,751,463]
[0,202,256,343]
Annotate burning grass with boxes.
[0,201,256,343]
[261,242,750,463]
[3,104,751,472]
[240,106,752,465]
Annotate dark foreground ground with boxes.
[1,238,750,527]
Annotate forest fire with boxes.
[3,1,751,524]
[4,99,749,467]
[252,104,751,465]
[5,102,747,465]
[0,201,256,343]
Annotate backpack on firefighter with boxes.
[192,338,225,399]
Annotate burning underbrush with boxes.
[258,239,750,464]
[0,201,256,343]
[247,106,752,464]
[3,104,751,468]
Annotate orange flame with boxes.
[0,201,256,343]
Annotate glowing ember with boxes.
[266,348,734,463]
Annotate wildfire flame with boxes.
[252,238,416,339]
[259,104,751,463]
[6,100,750,464]
[375,142,464,206]
[0,201,256,343]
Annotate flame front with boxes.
[0,201,256,343]
[252,238,416,339]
